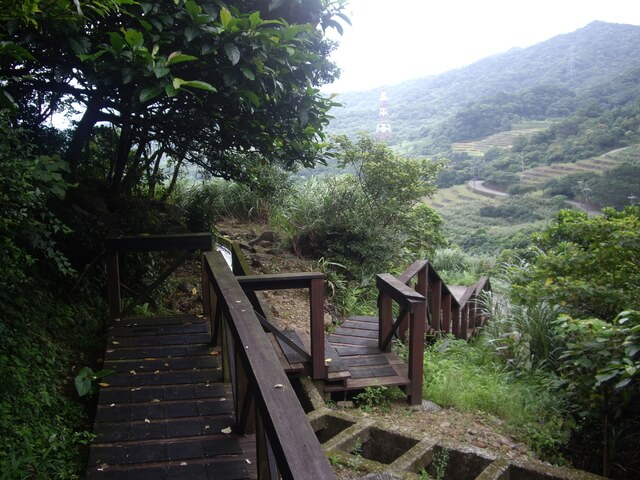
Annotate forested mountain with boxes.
[327,21,640,154]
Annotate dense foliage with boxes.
[3,0,348,199]
[0,1,350,477]
[509,207,640,319]
[273,135,446,276]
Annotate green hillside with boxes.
[327,21,640,156]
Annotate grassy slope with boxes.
[520,144,640,185]
[452,121,555,157]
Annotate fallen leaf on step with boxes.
[221,426,232,434]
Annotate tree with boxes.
[509,207,640,320]
[279,135,446,275]
[2,0,348,199]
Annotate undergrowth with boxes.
[0,289,105,479]
[419,337,572,460]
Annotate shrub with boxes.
[509,207,640,320]
[274,135,446,276]
[0,112,73,300]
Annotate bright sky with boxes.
[324,0,640,93]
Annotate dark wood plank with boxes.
[266,333,305,374]
[104,344,212,361]
[279,330,310,364]
[103,355,219,373]
[332,327,378,338]
[342,355,389,367]
[348,366,397,379]
[109,322,208,337]
[324,340,349,375]
[236,272,323,291]
[101,369,222,388]
[327,334,378,347]
[107,333,211,348]
[333,345,380,356]
[113,314,205,327]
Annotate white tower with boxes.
[375,89,391,142]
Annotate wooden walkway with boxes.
[324,315,410,393]
[87,314,256,480]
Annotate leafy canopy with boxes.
[2,0,349,197]
[509,207,640,320]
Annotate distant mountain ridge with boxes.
[327,21,640,149]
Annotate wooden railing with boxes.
[105,233,213,320]
[204,251,335,479]
[377,268,427,406]
[216,236,326,380]
[397,260,491,340]
[378,260,491,405]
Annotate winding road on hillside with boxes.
[467,180,602,216]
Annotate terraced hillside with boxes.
[426,185,565,254]
[519,145,639,186]
[451,121,553,157]
[427,184,500,210]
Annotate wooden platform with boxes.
[272,316,410,395]
[324,316,410,393]
[87,314,256,480]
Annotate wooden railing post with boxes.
[310,277,325,380]
[452,304,461,338]
[431,279,442,333]
[106,252,121,320]
[461,304,469,340]
[408,299,426,405]
[442,291,452,334]
[201,254,211,320]
[379,293,393,353]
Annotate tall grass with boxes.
[175,179,272,231]
[431,248,495,286]
[420,337,571,458]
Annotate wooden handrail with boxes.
[204,251,335,479]
[105,233,213,320]
[398,261,492,341]
[236,273,326,380]
[105,232,212,253]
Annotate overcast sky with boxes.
[324,0,640,93]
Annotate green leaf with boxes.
[167,52,198,65]
[220,7,232,28]
[595,371,618,385]
[185,26,200,41]
[184,0,200,18]
[109,32,124,52]
[241,67,255,80]
[172,78,216,92]
[74,367,93,397]
[139,86,163,103]
[123,29,144,49]
[180,80,217,92]
[165,82,178,97]
[68,37,90,55]
[240,90,261,107]
[614,378,632,389]
[224,43,240,65]
[153,66,170,78]
[249,11,261,28]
